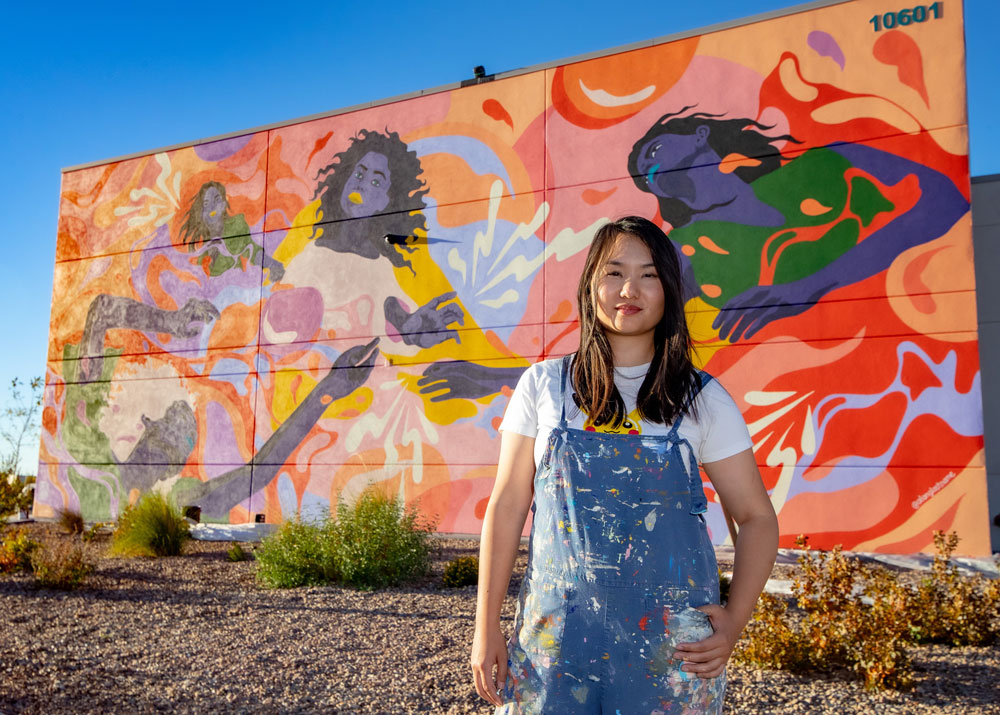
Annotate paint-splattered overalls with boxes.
[499,357,725,714]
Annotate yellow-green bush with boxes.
[442,555,479,588]
[907,531,1000,646]
[0,528,39,573]
[736,531,998,690]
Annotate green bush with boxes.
[111,492,190,557]
[256,489,434,591]
[0,528,40,573]
[31,540,94,590]
[332,489,433,591]
[255,517,339,588]
[442,555,479,588]
[0,473,35,520]
[226,542,251,562]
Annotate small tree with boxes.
[1,377,43,476]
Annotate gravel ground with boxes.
[1,523,998,714]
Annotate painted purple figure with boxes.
[628,108,969,341]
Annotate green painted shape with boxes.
[753,148,851,227]
[60,344,120,475]
[772,218,860,285]
[849,176,895,227]
[67,466,114,521]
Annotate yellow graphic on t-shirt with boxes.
[583,407,643,435]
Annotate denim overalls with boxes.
[499,357,725,714]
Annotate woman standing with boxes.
[472,216,778,713]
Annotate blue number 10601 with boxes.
[870,2,941,31]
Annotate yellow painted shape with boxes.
[271,369,374,426]
[272,201,321,268]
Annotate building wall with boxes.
[37,0,989,554]
[972,174,1000,551]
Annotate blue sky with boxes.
[1,0,996,473]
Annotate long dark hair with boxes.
[309,129,429,269]
[179,181,229,248]
[628,107,800,186]
[572,216,699,427]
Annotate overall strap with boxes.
[667,370,714,516]
[558,354,573,428]
[666,370,713,441]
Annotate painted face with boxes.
[340,151,392,219]
[201,186,226,235]
[633,128,736,228]
[594,234,665,342]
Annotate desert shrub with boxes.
[733,592,806,670]
[255,517,339,588]
[56,507,85,535]
[0,528,39,573]
[227,543,251,562]
[331,489,433,591]
[907,530,1000,646]
[31,540,94,590]
[443,555,479,588]
[256,490,434,591]
[111,492,190,557]
[0,473,35,520]
[736,536,913,690]
[82,522,111,543]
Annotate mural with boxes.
[39,0,988,554]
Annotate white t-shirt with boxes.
[499,357,753,468]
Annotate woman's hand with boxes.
[673,604,742,678]
[471,624,508,707]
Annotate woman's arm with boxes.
[471,430,536,707]
[675,448,778,677]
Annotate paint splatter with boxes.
[807,30,845,69]
[873,31,929,105]
[482,99,514,129]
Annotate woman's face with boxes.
[594,234,665,343]
[201,186,227,234]
[340,151,392,219]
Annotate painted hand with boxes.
[712,279,831,342]
[173,298,221,338]
[384,292,465,348]
[471,624,508,707]
[264,257,285,283]
[417,362,524,402]
[673,604,742,678]
[316,338,380,401]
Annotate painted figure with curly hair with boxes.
[629,107,968,341]
[275,128,464,351]
[179,181,284,280]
